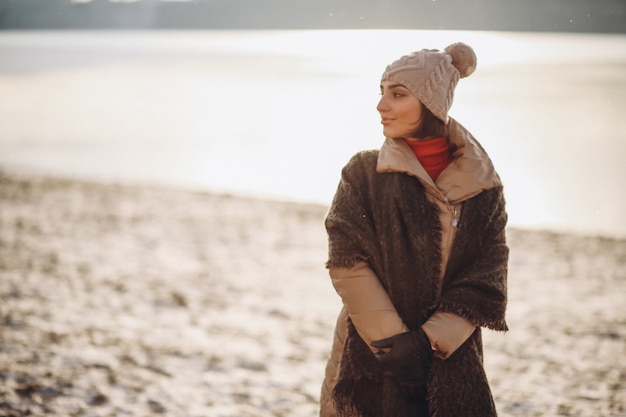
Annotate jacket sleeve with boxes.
[329,261,408,353]
[331,261,476,359]
[421,311,475,359]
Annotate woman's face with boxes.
[377,80,422,139]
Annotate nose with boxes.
[376,95,388,113]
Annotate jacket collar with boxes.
[376,117,501,203]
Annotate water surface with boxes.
[1,30,624,237]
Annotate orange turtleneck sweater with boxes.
[405,137,453,181]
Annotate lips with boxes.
[381,117,394,125]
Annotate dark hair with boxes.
[413,103,449,139]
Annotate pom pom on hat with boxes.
[444,42,477,78]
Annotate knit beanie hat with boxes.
[381,42,477,123]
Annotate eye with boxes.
[379,89,406,98]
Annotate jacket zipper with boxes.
[426,184,460,229]
[452,204,460,228]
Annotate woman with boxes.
[320,43,509,417]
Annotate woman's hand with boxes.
[371,328,433,398]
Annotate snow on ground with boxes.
[0,171,624,416]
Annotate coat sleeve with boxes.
[330,262,408,353]
[421,311,475,359]
[325,152,408,352]
[438,186,509,332]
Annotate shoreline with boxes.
[2,166,622,241]
[1,170,624,416]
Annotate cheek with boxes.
[402,111,422,127]
[399,102,422,124]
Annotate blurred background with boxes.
[1,0,625,238]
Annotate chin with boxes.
[383,128,396,138]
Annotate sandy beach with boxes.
[1,170,624,417]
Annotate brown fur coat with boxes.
[325,149,509,417]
